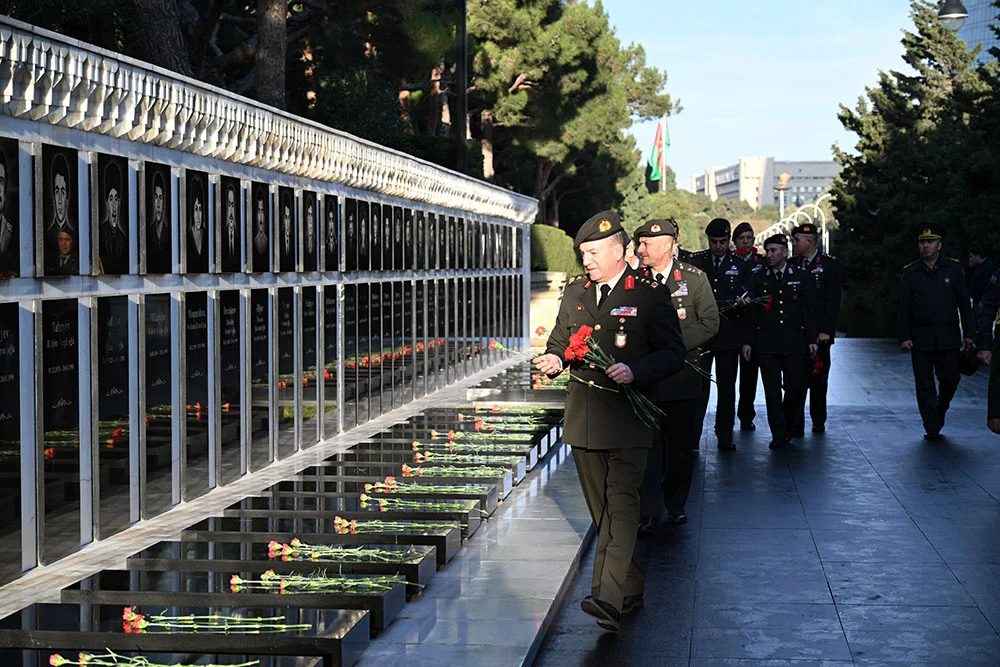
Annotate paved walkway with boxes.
[535,339,1000,666]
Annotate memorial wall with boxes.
[0,17,535,584]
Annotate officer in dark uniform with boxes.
[668,218,693,262]
[792,223,842,434]
[690,218,753,449]
[975,269,1000,434]
[534,211,686,631]
[743,234,818,449]
[733,221,764,430]
[634,219,719,530]
[898,224,975,440]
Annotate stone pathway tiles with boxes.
[535,339,1000,666]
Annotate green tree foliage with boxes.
[530,224,583,275]
[831,0,998,336]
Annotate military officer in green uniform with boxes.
[634,219,719,531]
[733,221,765,430]
[975,269,1000,434]
[535,211,686,632]
[743,234,818,449]
[792,223,843,434]
[691,218,753,450]
[898,224,975,440]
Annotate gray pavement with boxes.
[535,338,1000,665]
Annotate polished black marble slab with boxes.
[0,602,369,667]
[363,433,540,471]
[60,568,404,636]
[126,539,437,594]
[302,462,514,499]
[180,519,461,566]
[328,449,527,485]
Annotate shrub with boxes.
[530,224,583,275]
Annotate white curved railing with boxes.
[755,193,833,250]
[0,16,538,224]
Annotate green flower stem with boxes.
[50,651,259,667]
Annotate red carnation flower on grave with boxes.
[44,447,55,460]
[349,520,358,535]
[447,430,456,441]
[268,540,281,558]
[474,417,492,432]
[49,655,68,666]
[457,413,464,422]
[230,574,243,593]
[401,464,415,477]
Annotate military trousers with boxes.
[695,350,740,443]
[738,349,760,427]
[758,352,808,444]
[799,341,832,429]
[573,446,648,613]
[640,398,700,520]
[910,348,960,434]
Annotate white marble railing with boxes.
[0,16,538,224]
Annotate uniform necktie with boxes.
[655,273,665,285]
[598,283,612,308]
[715,256,722,273]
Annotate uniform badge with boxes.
[599,220,612,232]
[725,267,740,276]
[672,282,689,297]
[650,224,661,233]
[610,306,637,316]
[615,332,628,348]
[576,305,584,311]
[676,307,687,320]
[674,269,682,282]
[625,275,635,290]
[584,281,592,289]
[944,277,951,284]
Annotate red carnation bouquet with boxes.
[562,325,665,428]
[810,351,825,377]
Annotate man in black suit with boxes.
[743,234,818,449]
[535,211,685,632]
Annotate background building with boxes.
[959,0,999,61]
[691,158,839,210]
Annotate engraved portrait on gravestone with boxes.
[345,199,356,271]
[303,191,316,271]
[0,140,19,278]
[220,178,241,272]
[324,194,338,271]
[358,202,369,270]
[251,183,270,272]
[145,165,172,274]
[98,156,129,275]
[186,171,208,273]
[387,206,397,270]
[370,203,381,271]
[278,187,294,271]
[43,146,78,276]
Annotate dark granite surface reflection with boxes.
[535,339,1000,666]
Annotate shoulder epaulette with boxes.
[636,275,659,290]
[567,274,586,285]
[902,259,919,271]
[945,256,961,264]
[678,262,704,276]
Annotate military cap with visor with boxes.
[917,223,946,241]
[791,223,819,236]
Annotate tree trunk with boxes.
[256,0,287,110]
[132,0,196,78]
[426,63,445,136]
[481,109,495,181]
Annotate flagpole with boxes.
[660,114,667,193]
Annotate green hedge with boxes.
[530,224,584,275]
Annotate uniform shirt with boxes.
[544,267,686,450]
[897,257,974,351]
[642,262,719,402]
[796,250,843,340]
[746,263,819,356]
[690,249,753,351]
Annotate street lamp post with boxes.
[938,0,969,33]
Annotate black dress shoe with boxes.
[622,594,644,614]
[740,422,756,431]
[581,595,621,631]
[717,440,736,451]
[812,425,826,433]
[665,510,687,525]
[637,516,658,537]
[768,438,788,449]
[923,432,942,441]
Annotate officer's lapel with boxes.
[583,281,600,319]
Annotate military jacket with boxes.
[642,262,719,401]
[677,247,693,263]
[544,267,686,450]
[897,257,974,351]
[976,269,1000,350]
[746,264,819,356]
[796,252,842,341]
[690,249,753,351]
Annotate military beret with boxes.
[574,210,624,249]
[917,223,946,241]
[792,223,819,236]
[763,233,789,247]
[732,222,754,239]
[705,218,731,238]
[634,219,676,241]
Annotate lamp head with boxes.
[938,0,969,33]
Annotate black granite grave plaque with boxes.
[143,162,172,275]
[0,139,18,278]
[277,187,295,272]
[184,170,208,274]
[96,296,130,538]
[393,206,403,271]
[357,201,370,271]
[219,176,241,273]
[40,145,79,277]
[277,287,295,458]
[302,287,318,448]
[250,289,270,470]
[218,290,241,483]
[0,302,18,583]
[382,205,393,272]
[301,190,317,271]
[250,182,271,272]
[95,155,130,275]
[143,294,171,518]
[369,284,383,418]
[324,194,339,272]
[184,292,209,498]
[344,198,357,271]
[322,285,338,435]
[369,203,382,272]
[343,284,359,427]
[403,208,413,271]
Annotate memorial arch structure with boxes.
[0,17,536,583]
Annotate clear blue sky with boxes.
[604,0,916,190]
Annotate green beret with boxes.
[763,233,788,247]
[917,223,946,241]
[574,210,624,249]
[792,223,819,236]
[706,218,731,238]
[634,218,676,242]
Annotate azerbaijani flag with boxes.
[647,117,670,181]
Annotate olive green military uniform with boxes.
[543,213,686,615]
[898,244,974,436]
